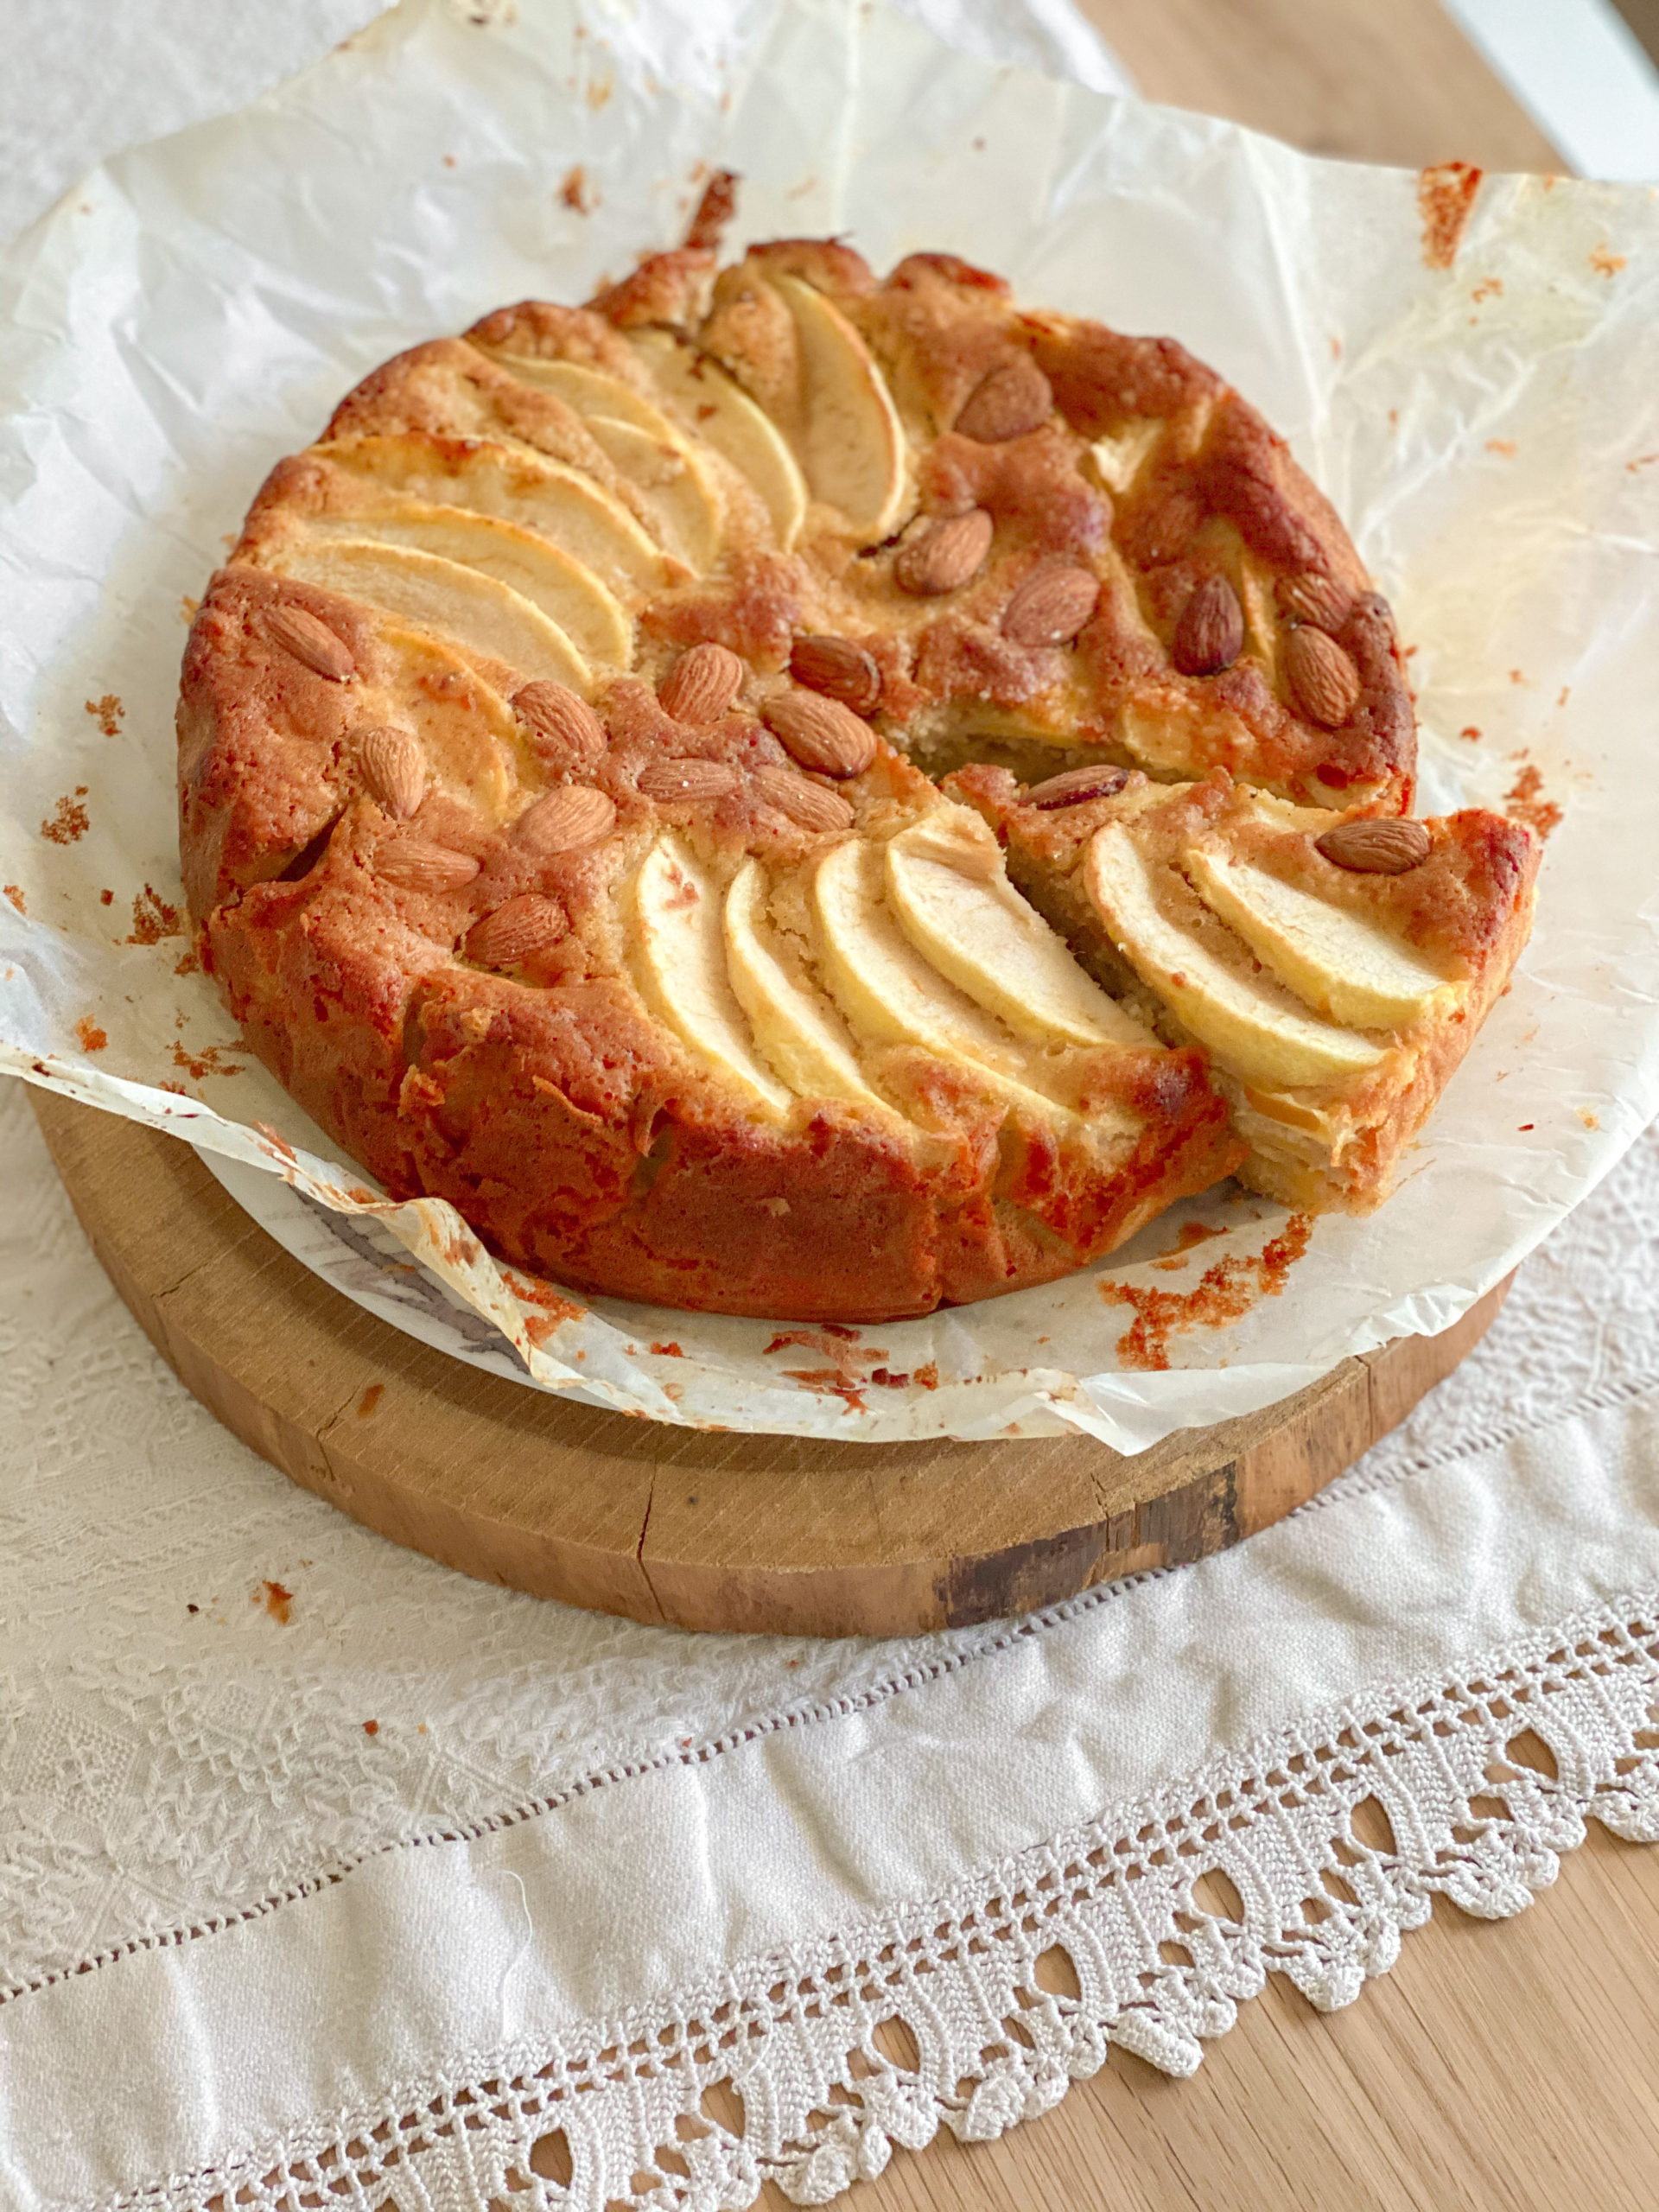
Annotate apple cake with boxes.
[177,178,1537,1321]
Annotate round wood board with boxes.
[30,1087,1510,1640]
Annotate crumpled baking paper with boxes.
[2,0,1656,1450]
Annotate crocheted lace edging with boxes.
[106,1599,1659,2212]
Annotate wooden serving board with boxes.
[31,1087,1510,1639]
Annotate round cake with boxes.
[178,180,1534,1321]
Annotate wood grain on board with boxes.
[29,1089,1508,1639]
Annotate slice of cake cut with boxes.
[946,763,1539,1212]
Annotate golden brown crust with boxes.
[175,228,1509,1320]
[588,247,718,332]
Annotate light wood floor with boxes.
[809,1825,1659,2212]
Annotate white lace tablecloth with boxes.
[5,1073,1659,2210]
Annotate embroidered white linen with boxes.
[3,1090,1658,2209]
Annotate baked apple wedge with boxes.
[950,763,1539,1212]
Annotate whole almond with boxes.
[1171,575,1244,677]
[1001,563,1101,648]
[465,894,568,969]
[762,691,878,779]
[512,682,607,775]
[356,725,426,821]
[1026,763,1130,810]
[954,358,1052,444]
[516,784,617,855]
[752,765,855,833]
[893,508,994,597]
[1284,626,1362,728]
[1131,486,1206,568]
[376,836,480,893]
[638,757,741,803]
[789,634,882,715]
[1276,570,1351,633]
[265,604,355,683]
[658,642,745,727]
[1315,817,1432,874]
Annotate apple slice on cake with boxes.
[948,762,1540,1212]
[266,537,594,692]
[724,859,892,1113]
[297,435,674,596]
[630,836,793,1116]
[885,811,1152,1052]
[626,330,809,550]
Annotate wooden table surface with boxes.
[793,10,1659,2211]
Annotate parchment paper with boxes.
[3,0,1656,1450]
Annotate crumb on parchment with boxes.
[126,885,184,944]
[41,790,89,844]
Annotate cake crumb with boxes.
[85,693,124,736]
[171,1040,244,1080]
[74,1018,107,1052]
[363,1719,380,1735]
[3,885,23,914]
[558,163,596,213]
[1504,760,1562,840]
[507,1273,584,1326]
[126,884,184,943]
[259,1580,293,1624]
[1101,1215,1313,1370]
[41,791,90,844]
[1418,161,1482,270]
[783,1368,868,1412]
